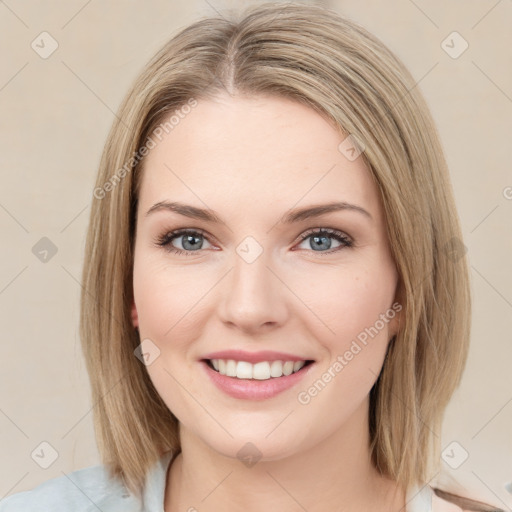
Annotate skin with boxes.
[131,93,405,512]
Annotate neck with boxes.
[164,398,405,512]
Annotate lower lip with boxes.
[200,360,315,400]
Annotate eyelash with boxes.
[154,227,353,257]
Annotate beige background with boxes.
[1,0,511,508]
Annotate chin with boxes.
[207,436,303,465]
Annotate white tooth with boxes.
[252,362,271,380]
[293,361,305,372]
[218,359,227,375]
[282,361,294,376]
[211,359,219,371]
[236,361,253,379]
[226,359,237,377]
[270,360,284,377]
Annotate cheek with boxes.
[132,256,209,413]
[293,261,397,359]
[293,268,398,411]
[132,253,216,348]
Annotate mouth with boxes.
[202,358,315,380]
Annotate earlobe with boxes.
[389,283,404,339]
[388,310,401,339]
[131,301,139,329]
[387,297,403,339]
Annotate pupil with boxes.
[183,234,202,250]
[312,234,331,251]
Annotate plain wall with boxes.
[1,0,511,508]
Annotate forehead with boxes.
[138,94,379,219]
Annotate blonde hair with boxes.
[80,1,475,505]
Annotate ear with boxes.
[388,285,404,339]
[131,300,139,329]
[387,305,402,339]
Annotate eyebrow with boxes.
[145,200,372,225]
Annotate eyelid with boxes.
[295,226,352,244]
[154,225,354,256]
[154,227,215,249]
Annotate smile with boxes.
[206,359,314,380]
[201,358,316,400]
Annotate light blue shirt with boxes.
[0,449,457,511]
[0,451,174,512]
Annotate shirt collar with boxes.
[141,450,175,512]
[140,453,458,512]
[406,483,435,511]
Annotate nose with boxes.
[217,247,289,334]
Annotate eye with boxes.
[154,229,213,256]
[154,227,353,256]
[295,228,353,255]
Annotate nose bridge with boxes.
[219,235,287,330]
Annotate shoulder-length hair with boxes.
[80,1,475,505]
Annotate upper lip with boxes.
[201,350,314,364]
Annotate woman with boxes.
[0,2,503,511]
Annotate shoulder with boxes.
[433,487,506,512]
[432,490,468,511]
[0,463,141,512]
[407,484,505,512]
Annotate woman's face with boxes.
[131,93,401,460]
